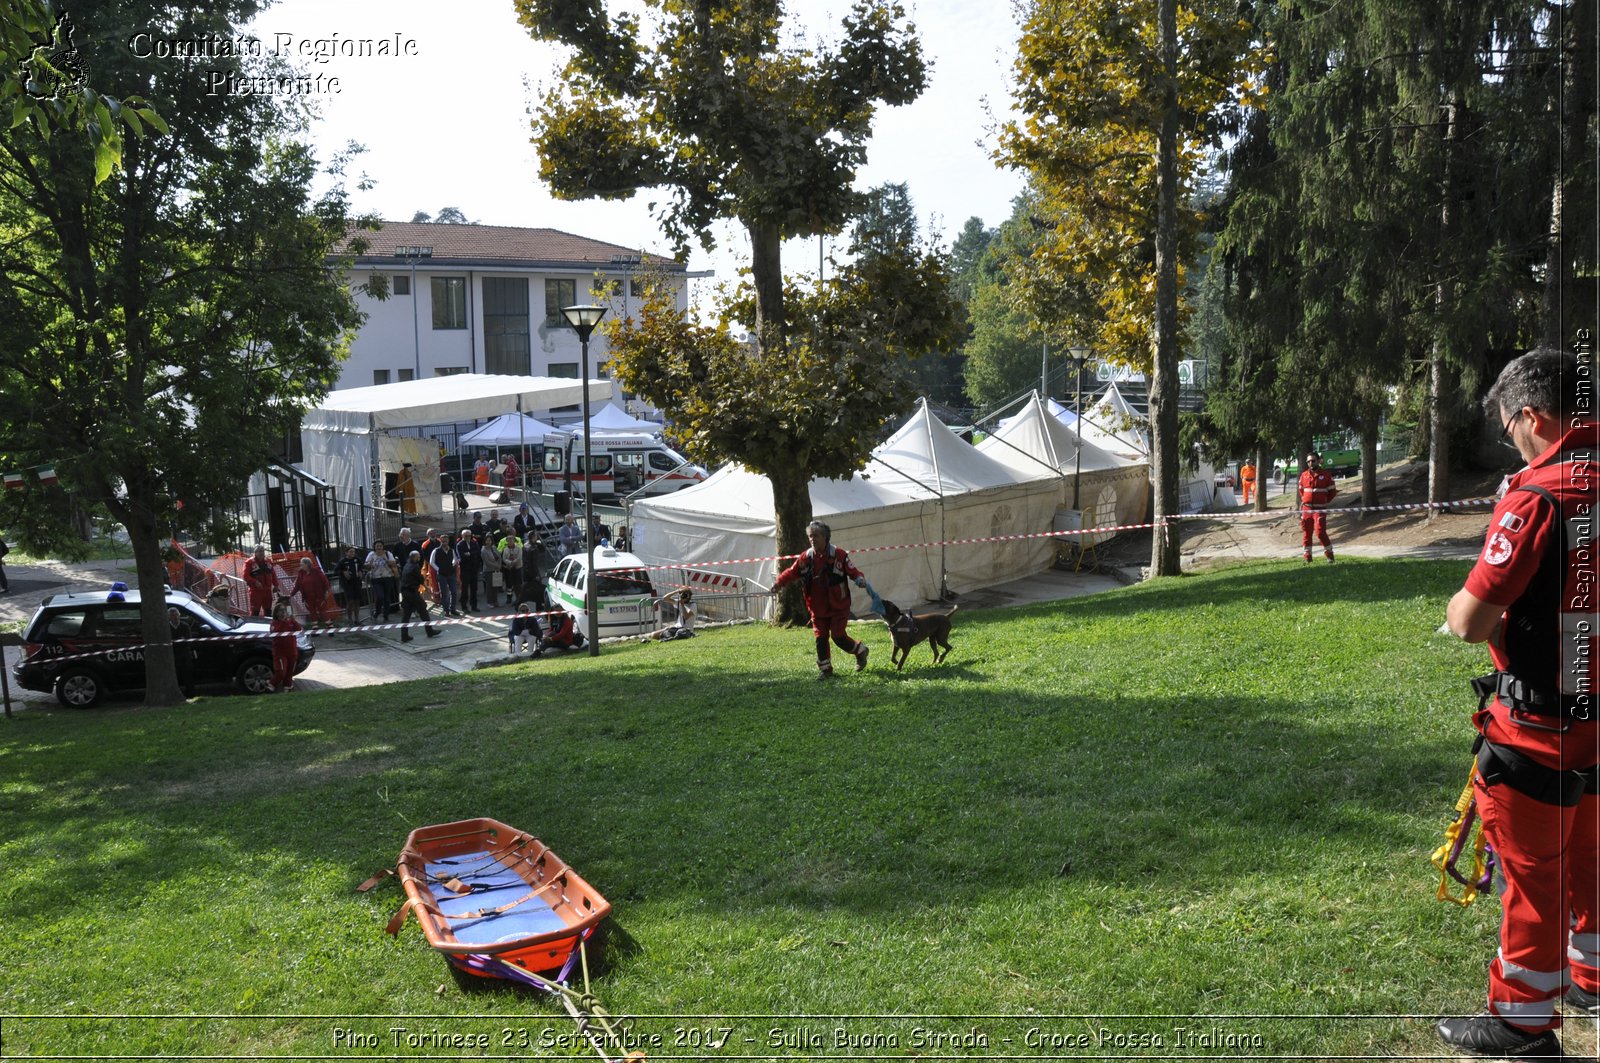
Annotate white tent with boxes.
[459,412,562,448]
[978,392,1150,545]
[631,402,1060,609]
[300,375,610,544]
[588,401,662,434]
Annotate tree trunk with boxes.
[1428,89,1459,510]
[749,218,787,359]
[1542,0,1595,346]
[1252,446,1267,513]
[767,462,814,626]
[1148,0,1182,577]
[107,483,184,707]
[1359,414,1380,513]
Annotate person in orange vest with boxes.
[1297,452,1337,562]
[1239,461,1257,505]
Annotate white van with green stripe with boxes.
[545,549,657,638]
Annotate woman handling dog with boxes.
[771,520,871,679]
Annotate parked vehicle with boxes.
[540,431,707,497]
[545,548,657,638]
[1273,436,1362,482]
[11,585,315,707]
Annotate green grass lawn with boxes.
[0,557,1578,1058]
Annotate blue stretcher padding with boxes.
[426,851,567,946]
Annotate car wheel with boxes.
[55,667,104,708]
[235,657,274,695]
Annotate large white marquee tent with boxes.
[630,402,1060,610]
[978,393,1150,545]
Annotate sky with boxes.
[240,0,1027,296]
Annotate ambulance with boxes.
[540,430,709,497]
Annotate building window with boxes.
[393,274,411,296]
[436,366,468,376]
[399,368,415,382]
[432,276,467,329]
[484,277,531,375]
[544,279,577,327]
[373,369,390,385]
[548,362,579,378]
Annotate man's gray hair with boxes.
[1485,347,1579,421]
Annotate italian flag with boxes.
[3,472,24,490]
[36,465,57,485]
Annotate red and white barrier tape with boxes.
[15,494,1499,673]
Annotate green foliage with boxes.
[522,0,927,254]
[2,0,166,183]
[0,0,371,701]
[1208,0,1589,493]
[606,245,966,481]
[998,0,1261,367]
[0,559,1517,1061]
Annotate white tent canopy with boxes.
[587,401,662,434]
[300,375,611,544]
[460,412,562,448]
[978,392,1150,544]
[304,375,607,434]
[631,403,1060,609]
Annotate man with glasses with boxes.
[1297,452,1338,563]
[1438,347,1598,1059]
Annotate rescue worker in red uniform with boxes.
[1297,452,1338,562]
[244,545,277,617]
[772,520,871,679]
[1439,347,1599,1059]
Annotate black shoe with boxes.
[1437,1013,1562,1058]
[1565,983,1600,1016]
[401,631,412,643]
[425,627,441,638]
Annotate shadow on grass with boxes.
[1,668,1467,927]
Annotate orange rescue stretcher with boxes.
[361,817,637,1061]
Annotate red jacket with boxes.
[1298,468,1337,508]
[773,544,863,618]
[1463,421,1600,768]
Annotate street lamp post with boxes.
[1068,346,1090,511]
[561,303,609,657]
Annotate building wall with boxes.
[338,265,687,392]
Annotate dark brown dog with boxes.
[878,599,957,671]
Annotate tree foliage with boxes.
[0,0,368,704]
[1209,0,1594,506]
[999,0,1264,574]
[605,247,965,621]
[520,0,926,350]
[521,0,938,620]
[3,0,166,182]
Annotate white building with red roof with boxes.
[335,221,688,397]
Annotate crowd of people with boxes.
[243,505,634,650]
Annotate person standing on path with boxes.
[244,545,276,617]
[1297,452,1338,563]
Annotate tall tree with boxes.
[0,0,367,706]
[851,181,918,255]
[1213,0,1584,510]
[606,246,965,621]
[520,0,931,620]
[1000,0,1262,574]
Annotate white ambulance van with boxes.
[540,430,708,498]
